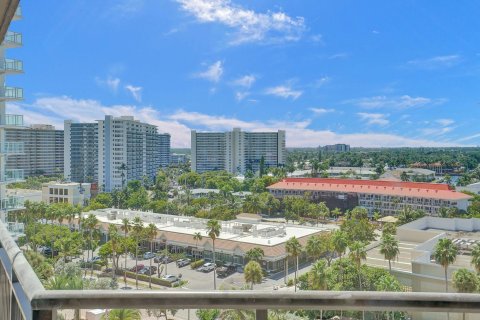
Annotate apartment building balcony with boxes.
[0,195,23,210]
[0,86,23,101]
[12,5,21,20]
[0,168,24,183]
[1,141,24,154]
[1,113,23,126]
[0,58,23,74]
[2,30,22,47]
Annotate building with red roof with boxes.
[267,178,472,216]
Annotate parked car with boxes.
[129,264,145,273]
[88,256,102,263]
[197,262,216,273]
[143,252,156,260]
[40,246,58,257]
[176,258,191,268]
[217,263,236,278]
[161,274,178,283]
[139,266,157,275]
[161,256,173,264]
[153,255,164,264]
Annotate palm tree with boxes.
[206,219,221,290]
[244,260,263,289]
[131,216,144,289]
[108,224,121,279]
[118,163,128,189]
[285,236,302,292]
[471,243,480,273]
[332,230,348,259]
[102,309,141,320]
[376,275,401,320]
[434,238,458,292]
[245,247,265,263]
[305,235,323,261]
[453,268,479,320]
[380,234,400,272]
[193,232,203,261]
[310,259,327,290]
[348,241,367,290]
[145,223,158,289]
[85,214,99,277]
[120,218,131,286]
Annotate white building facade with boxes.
[65,116,171,192]
[191,128,286,174]
[42,182,91,206]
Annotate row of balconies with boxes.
[0,169,24,183]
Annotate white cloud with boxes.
[458,133,480,142]
[95,76,121,93]
[232,74,256,88]
[420,127,454,136]
[407,55,461,69]
[436,118,455,126]
[176,0,305,45]
[265,85,302,100]
[8,96,468,148]
[310,34,324,44]
[310,108,334,115]
[357,112,389,126]
[195,61,224,83]
[125,85,143,102]
[235,91,250,101]
[328,53,348,60]
[314,76,330,87]
[348,95,445,109]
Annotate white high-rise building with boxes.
[0,6,24,223]
[65,115,171,192]
[191,128,286,174]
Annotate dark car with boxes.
[217,263,236,278]
[40,247,58,257]
[139,266,158,275]
[129,264,145,273]
[176,258,191,268]
[153,255,164,264]
[161,256,173,264]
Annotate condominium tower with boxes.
[0,6,23,222]
[5,124,64,176]
[191,128,286,174]
[65,116,171,191]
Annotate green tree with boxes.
[131,216,145,289]
[193,232,203,261]
[348,241,367,290]
[102,309,141,320]
[305,235,323,261]
[379,234,400,272]
[245,247,265,263]
[206,219,221,290]
[145,223,158,289]
[196,309,220,320]
[84,214,99,277]
[382,223,397,237]
[332,230,348,259]
[471,243,480,273]
[434,238,458,292]
[453,268,478,293]
[244,260,263,289]
[285,236,302,292]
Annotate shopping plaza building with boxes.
[267,178,472,216]
[87,208,329,273]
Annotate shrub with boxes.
[190,259,205,269]
[287,279,294,287]
[116,269,173,287]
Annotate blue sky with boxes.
[7,0,480,147]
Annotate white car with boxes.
[161,274,178,283]
[197,262,216,273]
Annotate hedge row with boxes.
[115,269,173,287]
[190,259,205,270]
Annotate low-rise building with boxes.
[84,208,332,273]
[42,182,91,206]
[267,178,471,216]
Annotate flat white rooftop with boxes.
[89,208,330,247]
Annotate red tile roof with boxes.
[267,178,471,201]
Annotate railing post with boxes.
[256,309,268,320]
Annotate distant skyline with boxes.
[7,0,480,148]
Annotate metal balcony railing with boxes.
[1,221,480,320]
[0,195,24,210]
[1,141,24,154]
[0,58,24,74]
[1,114,24,126]
[1,169,25,183]
[3,31,22,46]
[0,86,23,101]
[13,6,22,20]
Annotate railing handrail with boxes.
[3,220,480,318]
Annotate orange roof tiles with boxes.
[267,178,471,201]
